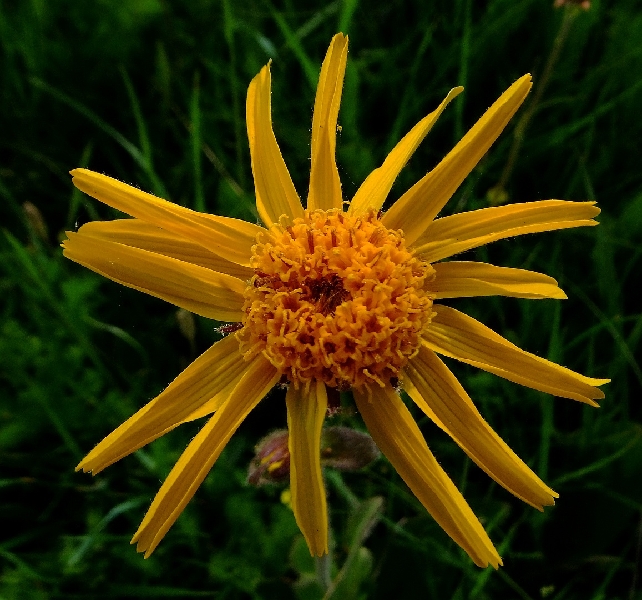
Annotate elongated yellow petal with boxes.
[131,355,280,557]
[413,200,600,263]
[177,376,240,424]
[404,347,557,509]
[353,385,501,568]
[62,231,245,321]
[76,335,246,474]
[307,33,348,212]
[423,305,609,405]
[70,169,260,267]
[246,62,304,227]
[286,381,328,556]
[78,219,254,280]
[429,261,566,300]
[382,75,532,244]
[349,87,463,217]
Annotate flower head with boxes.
[64,33,608,568]
[237,208,434,390]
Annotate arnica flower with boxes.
[64,33,608,568]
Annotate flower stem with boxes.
[315,552,332,593]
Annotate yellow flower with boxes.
[63,33,608,568]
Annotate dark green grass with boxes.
[2,0,642,598]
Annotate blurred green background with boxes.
[2,0,642,598]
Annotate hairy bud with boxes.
[248,426,380,486]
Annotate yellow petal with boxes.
[349,87,463,217]
[177,375,241,424]
[70,169,261,267]
[413,200,600,263]
[307,33,348,212]
[62,231,245,321]
[286,381,329,556]
[76,335,247,474]
[429,261,567,300]
[423,305,609,405]
[246,62,304,227]
[382,75,532,244]
[404,347,557,509]
[131,354,280,557]
[78,219,254,280]
[353,385,501,568]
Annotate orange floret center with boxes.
[237,209,435,390]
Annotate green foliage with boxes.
[2,0,641,598]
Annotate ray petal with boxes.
[353,385,501,568]
[429,261,567,300]
[70,169,261,266]
[78,219,254,280]
[286,381,329,556]
[307,33,348,212]
[131,355,280,557]
[404,347,557,509]
[246,62,304,227]
[62,231,245,321]
[413,200,600,263]
[76,335,247,474]
[423,305,609,405]
[382,75,532,244]
[349,87,463,217]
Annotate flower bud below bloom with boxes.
[553,0,590,10]
[248,430,290,486]
[320,426,380,471]
[248,426,380,486]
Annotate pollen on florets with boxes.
[236,209,435,390]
